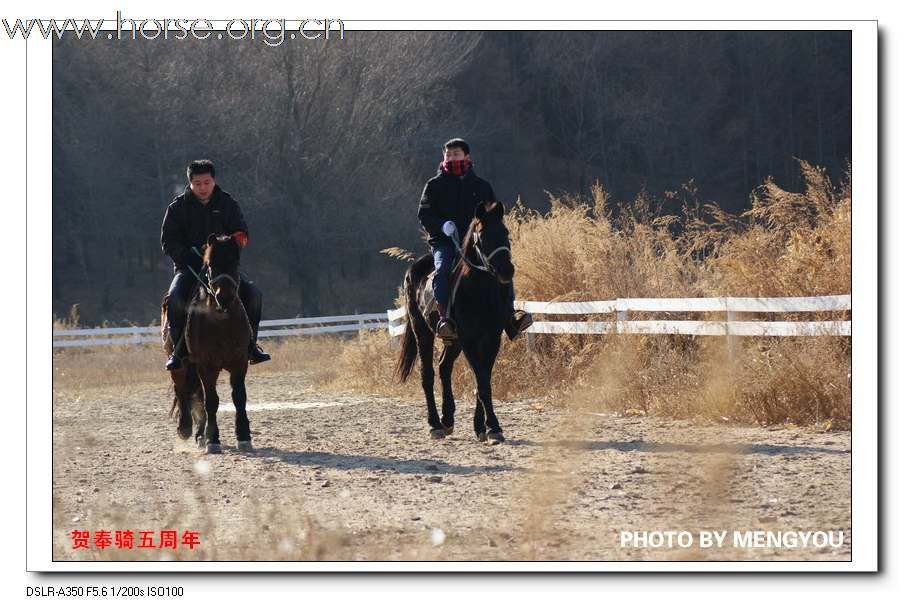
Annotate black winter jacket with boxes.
[418,168,497,246]
[160,185,249,272]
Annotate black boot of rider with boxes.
[165,324,188,371]
[249,343,270,365]
[165,353,182,371]
[248,321,270,365]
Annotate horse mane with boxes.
[459,218,482,275]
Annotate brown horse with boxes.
[161,233,253,453]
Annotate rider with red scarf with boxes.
[417,138,532,341]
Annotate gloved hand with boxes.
[442,220,457,238]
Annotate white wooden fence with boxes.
[53,294,850,349]
[386,294,852,341]
[52,313,390,348]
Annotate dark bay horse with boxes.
[396,201,515,444]
[161,233,253,454]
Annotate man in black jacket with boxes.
[161,159,270,370]
[417,138,532,341]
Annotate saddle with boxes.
[417,265,466,332]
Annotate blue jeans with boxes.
[431,241,456,316]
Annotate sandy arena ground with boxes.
[52,366,851,563]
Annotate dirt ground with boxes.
[52,365,851,563]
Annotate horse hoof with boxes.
[237,440,253,451]
[430,429,446,439]
[477,432,488,442]
[443,426,454,436]
[486,432,505,445]
[206,443,222,454]
[177,427,192,441]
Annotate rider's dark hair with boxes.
[443,138,470,155]
[187,159,216,180]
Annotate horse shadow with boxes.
[249,446,519,475]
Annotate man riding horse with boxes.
[161,159,270,370]
[417,138,532,341]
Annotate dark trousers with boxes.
[431,241,516,318]
[166,270,263,352]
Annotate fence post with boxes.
[616,301,628,335]
[525,331,535,354]
[357,314,366,340]
[726,300,737,361]
[386,310,398,351]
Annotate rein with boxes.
[188,246,239,311]
[206,269,240,310]
[441,230,510,320]
[449,231,510,276]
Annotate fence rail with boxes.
[386,294,852,339]
[52,294,851,349]
[53,313,389,348]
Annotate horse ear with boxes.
[491,201,505,219]
[207,233,217,246]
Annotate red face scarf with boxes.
[440,158,471,176]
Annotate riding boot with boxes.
[504,310,533,341]
[165,322,187,371]
[248,321,271,365]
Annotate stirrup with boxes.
[165,353,182,371]
[436,318,457,341]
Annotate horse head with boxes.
[466,201,514,284]
[203,233,241,313]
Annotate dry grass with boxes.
[336,159,852,429]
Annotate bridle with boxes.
[471,231,512,276]
[441,228,512,319]
[451,229,511,278]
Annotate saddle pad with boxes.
[418,271,439,316]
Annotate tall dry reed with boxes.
[333,160,852,428]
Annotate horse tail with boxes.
[396,256,432,383]
[396,317,418,383]
[395,277,419,384]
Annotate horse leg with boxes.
[479,338,504,444]
[230,364,252,451]
[182,364,206,447]
[464,339,503,444]
[416,325,444,438]
[462,345,487,441]
[438,343,461,435]
[192,390,206,448]
[171,368,193,440]
[198,366,222,454]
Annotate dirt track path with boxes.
[52,370,851,562]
